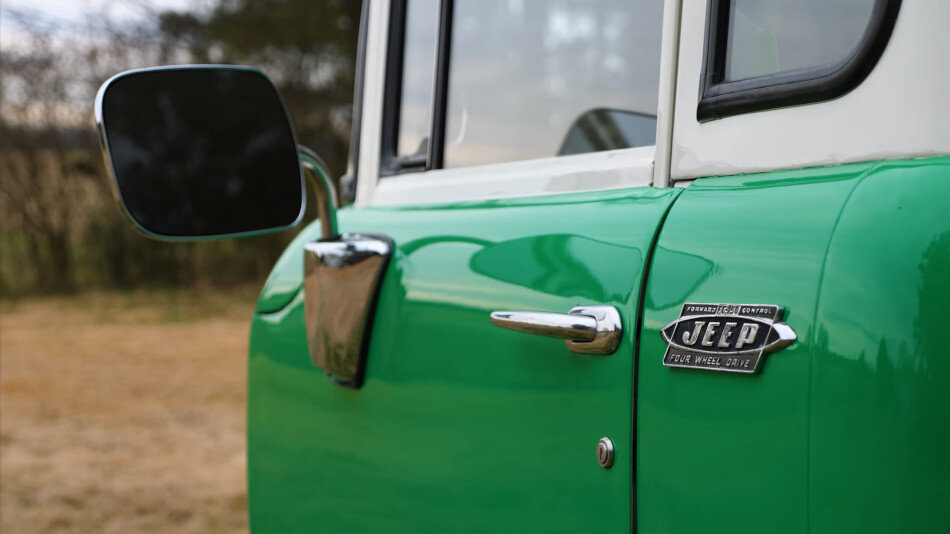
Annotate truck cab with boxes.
[95,0,950,531]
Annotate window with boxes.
[698,0,902,121]
[382,0,664,175]
[443,0,662,168]
[725,0,876,82]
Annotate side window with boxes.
[699,0,901,121]
[443,0,662,169]
[382,0,664,175]
[725,0,874,81]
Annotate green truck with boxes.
[95,0,950,531]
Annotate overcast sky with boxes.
[1,0,197,48]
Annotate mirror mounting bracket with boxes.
[297,145,393,389]
[297,145,340,240]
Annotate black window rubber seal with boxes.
[697,0,902,122]
[428,0,453,170]
[340,0,371,203]
[379,0,420,177]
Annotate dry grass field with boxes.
[1,288,260,533]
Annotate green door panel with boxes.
[249,187,680,532]
[810,157,950,533]
[637,162,879,533]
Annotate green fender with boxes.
[638,156,950,533]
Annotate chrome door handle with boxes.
[489,306,622,355]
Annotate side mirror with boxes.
[95,65,305,239]
[557,108,657,157]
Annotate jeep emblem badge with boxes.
[661,303,796,374]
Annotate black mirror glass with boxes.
[96,66,304,239]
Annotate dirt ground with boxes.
[1,289,260,533]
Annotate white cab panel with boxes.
[355,0,390,208]
[371,146,653,207]
[671,0,950,181]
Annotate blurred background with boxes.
[0,0,360,531]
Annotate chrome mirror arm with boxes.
[297,145,339,239]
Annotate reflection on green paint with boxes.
[643,246,714,310]
[471,234,642,303]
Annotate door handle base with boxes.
[565,306,622,355]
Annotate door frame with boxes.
[352,0,685,208]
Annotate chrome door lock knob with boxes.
[596,437,614,469]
